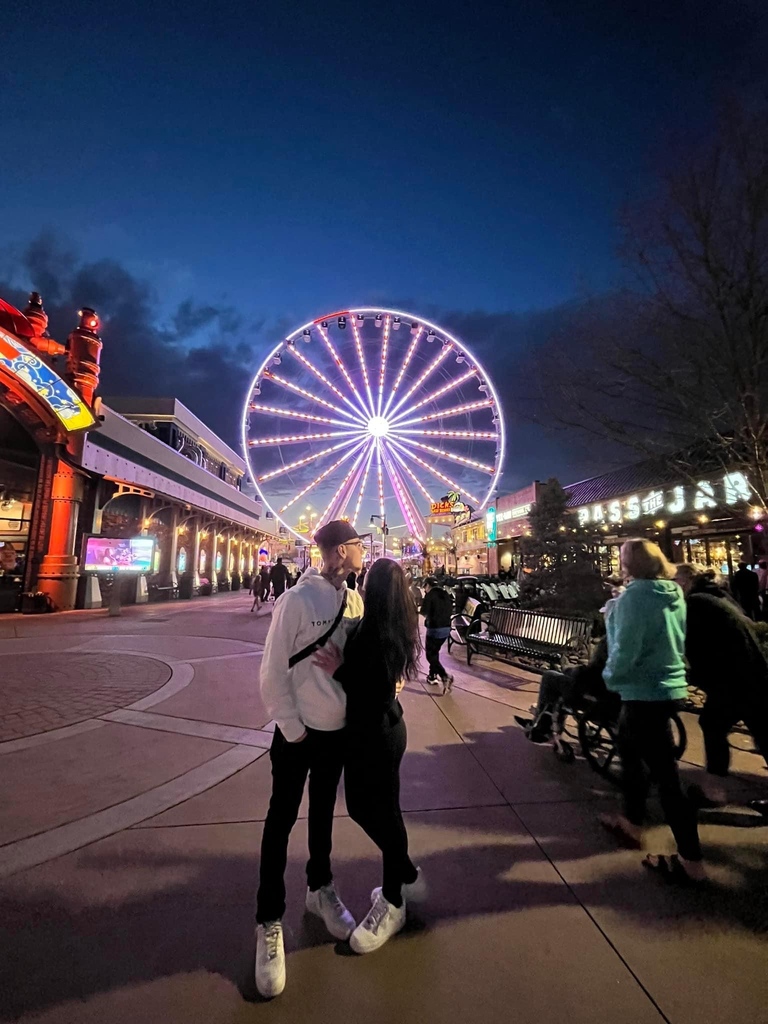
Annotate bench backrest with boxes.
[487,605,591,647]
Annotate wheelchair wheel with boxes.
[578,717,621,784]
[449,614,470,648]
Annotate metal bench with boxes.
[466,605,592,669]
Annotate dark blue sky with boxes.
[2,0,767,487]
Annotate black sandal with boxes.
[642,854,706,887]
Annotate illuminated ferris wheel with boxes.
[242,307,505,543]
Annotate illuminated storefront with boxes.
[567,464,763,578]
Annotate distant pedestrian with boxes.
[270,557,290,600]
[358,566,367,591]
[250,573,261,613]
[346,570,358,590]
[758,560,768,619]
[732,562,760,620]
[420,577,454,693]
[258,564,271,601]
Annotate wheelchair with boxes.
[532,690,688,786]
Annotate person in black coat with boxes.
[731,562,760,620]
[269,557,290,599]
[674,564,768,805]
[314,557,423,955]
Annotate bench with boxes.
[466,605,592,670]
[149,584,179,602]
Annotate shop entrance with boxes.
[0,405,39,612]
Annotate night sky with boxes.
[2,0,767,491]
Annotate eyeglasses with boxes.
[345,539,364,549]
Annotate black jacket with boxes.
[421,586,453,629]
[334,626,403,730]
[685,592,768,695]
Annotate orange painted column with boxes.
[37,460,84,610]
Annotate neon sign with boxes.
[0,327,95,432]
[576,472,753,528]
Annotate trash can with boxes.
[178,575,195,600]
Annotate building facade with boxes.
[0,291,282,613]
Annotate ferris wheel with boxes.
[242,307,505,544]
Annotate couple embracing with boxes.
[255,520,424,998]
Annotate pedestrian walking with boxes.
[674,563,768,807]
[315,557,424,955]
[598,538,705,885]
[420,576,454,692]
[250,573,261,613]
[258,564,271,601]
[269,556,290,601]
[254,521,365,999]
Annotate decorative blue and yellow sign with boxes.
[0,327,95,432]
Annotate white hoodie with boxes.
[260,568,364,742]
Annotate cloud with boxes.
[0,233,279,456]
[0,234,623,490]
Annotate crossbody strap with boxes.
[288,594,348,668]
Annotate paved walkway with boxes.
[0,593,767,1023]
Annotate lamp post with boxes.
[370,514,388,557]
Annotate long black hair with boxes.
[357,557,421,683]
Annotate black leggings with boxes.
[617,701,702,862]
[344,717,417,907]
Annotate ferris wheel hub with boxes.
[367,415,390,438]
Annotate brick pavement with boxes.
[0,653,171,741]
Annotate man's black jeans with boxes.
[256,725,345,923]
[425,634,448,680]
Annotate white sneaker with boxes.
[255,921,285,998]
[442,675,454,694]
[350,888,406,954]
[402,867,427,903]
[305,883,355,940]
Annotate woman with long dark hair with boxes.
[314,557,424,953]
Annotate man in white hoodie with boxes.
[254,520,365,999]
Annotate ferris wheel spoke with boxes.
[258,438,362,484]
[391,427,498,442]
[401,438,495,475]
[351,443,376,529]
[249,429,364,447]
[248,403,356,428]
[264,370,364,425]
[376,440,386,517]
[387,344,454,420]
[288,347,368,423]
[313,322,370,418]
[381,445,426,540]
[389,368,478,424]
[278,440,368,514]
[350,314,376,415]
[382,326,423,418]
[337,440,373,520]
[314,444,370,531]
[389,446,436,504]
[387,437,481,505]
[376,315,392,416]
[394,398,493,427]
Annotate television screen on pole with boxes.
[84,536,155,573]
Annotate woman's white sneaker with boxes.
[255,921,285,998]
[350,888,406,954]
[305,883,356,940]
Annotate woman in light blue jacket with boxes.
[599,539,704,884]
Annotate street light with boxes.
[369,514,388,557]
